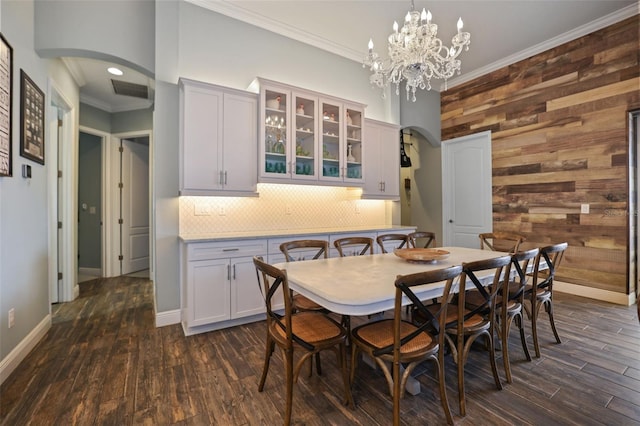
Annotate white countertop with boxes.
[179,225,416,242]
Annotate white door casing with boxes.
[121,138,150,274]
[442,131,492,247]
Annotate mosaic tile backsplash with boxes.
[179,184,389,234]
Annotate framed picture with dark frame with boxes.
[0,33,12,176]
[20,69,45,165]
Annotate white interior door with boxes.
[121,138,149,274]
[442,131,492,247]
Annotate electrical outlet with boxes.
[355,202,361,214]
[8,308,15,328]
[285,204,292,215]
[580,204,590,214]
[218,205,226,216]
[194,204,211,216]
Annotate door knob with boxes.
[449,219,454,223]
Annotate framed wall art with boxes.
[0,33,12,176]
[20,69,45,165]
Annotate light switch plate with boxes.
[580,204,590,214]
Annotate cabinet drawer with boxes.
[187,239,268,261]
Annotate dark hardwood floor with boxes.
[1,275,639,425]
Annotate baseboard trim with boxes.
[156,309,181,327]
[555,280,635,305]
[78,267,101,277]
[0,314,51,385]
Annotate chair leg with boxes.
[531,302,541,358]
[433,357,454,425]
[502,316,513,384]
[258,336,275,391]
[392,355,402,426]
[315,352,322,375]
[516,313,531,362]
[284,348,294,426]
[486,333,503,391]
[457,333,466,416]
[546,299,562,344]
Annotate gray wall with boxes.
[0,0,79,361]
[112,107,153,133]
[78,132,102,269]
[79,103,111,133]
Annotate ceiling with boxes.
[64,0,637,113]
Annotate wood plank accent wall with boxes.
[441,16,640,295]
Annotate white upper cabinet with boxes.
[362,118,400,200]
[255,78,365,187]
[179,78,258,196]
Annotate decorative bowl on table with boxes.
[393,248,450,263]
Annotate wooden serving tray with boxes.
[393,248,450,263]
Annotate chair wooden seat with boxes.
[351,320,436,356]
[272,311,345,346]
[292,293,324,311]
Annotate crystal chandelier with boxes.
[363,1,471,101]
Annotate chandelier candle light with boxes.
[364,1,471,101]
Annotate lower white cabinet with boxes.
[182,239,267,334]
[180,227,416,335]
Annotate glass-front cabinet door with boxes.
[262,86,290,179]
[293,92,318,179]
[320,99,342,182]
[344,104,363,183]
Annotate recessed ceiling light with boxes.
[107,67,123,76]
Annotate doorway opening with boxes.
[77,128,151,283]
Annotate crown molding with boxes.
[186,0,363,61]
[443,3,639,90]
[61,57,86,87]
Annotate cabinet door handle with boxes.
[382,181,386,192]
[232,264,236,279]
[223,248,240,252]
[227,265,230,280]
[224,171,228,185]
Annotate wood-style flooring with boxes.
[1,275,639,425]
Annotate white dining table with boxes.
[273,246,511,317]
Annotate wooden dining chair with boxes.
[333,236,374,257]
[415,255,511,417]
[253,256,354,425]
[280,240,330,376]
[499,248,539,382]
[350,265,463,426]
[479,231,525,253]
[279,240,328,313]
[408,231,437,248]
[522,242,568,358]
[376,233,410,253]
